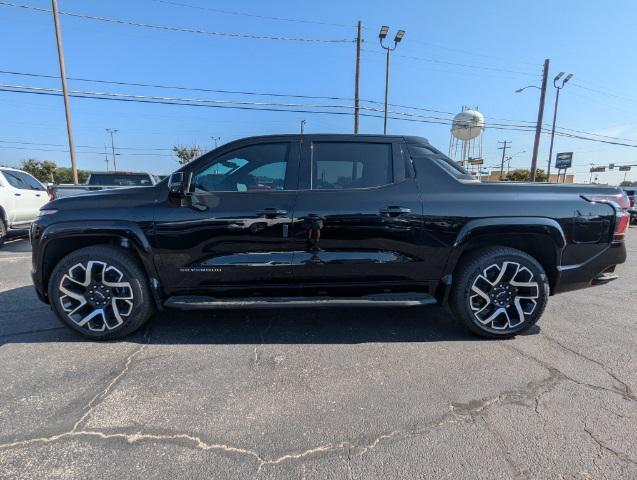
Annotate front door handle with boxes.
[14,193,21,196]
[257,207,287,217]
[35,193,41,197]
[380,206,411,215]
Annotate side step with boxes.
[164,293,437,310]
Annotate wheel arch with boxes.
[443,218,566,295]
[37,221,162,307]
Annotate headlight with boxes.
[38,209,58,217]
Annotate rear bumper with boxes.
[553,241,627,294]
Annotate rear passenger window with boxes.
[311,142,393,190]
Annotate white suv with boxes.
[0,167,49,246]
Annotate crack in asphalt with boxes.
[541,333,636,402]
[71,328,152,432]
[583,424,637,467]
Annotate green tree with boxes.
[504,168,548,182]
[54,167,90,184]
[20,159,90,184]
[620,180,634,187]
[21,159,57,183]
[173,145,202,165]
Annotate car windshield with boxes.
[88,174,153,186]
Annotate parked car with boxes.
[0,167,50,246]
[30,134,629,339]
[622,188,636,224]
[49,171,159,199]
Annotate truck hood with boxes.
[44,186,159,211]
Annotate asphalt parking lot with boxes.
[0,230,636,479]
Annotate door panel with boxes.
[291,139,427,293]
[152,140,300,295]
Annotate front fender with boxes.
[33,220,161,305]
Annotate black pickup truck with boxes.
[30,134,629,339]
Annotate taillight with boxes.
[630,196,635,208]
[46,185,56,201]
[582,193,630,241]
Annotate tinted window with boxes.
[407,144,474,180]
[312,142,392,190]
[192,143,290,193]
[15,171,45,190]
[2,171,30,190]
[88,173,153,186]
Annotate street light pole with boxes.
[547,72,573,181]
[106,128,118,171]
[379,26,405,135]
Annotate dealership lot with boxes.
[0,231,636,479]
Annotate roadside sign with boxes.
[469,158,484,165]
[619,166,631,171]
[555,152,573,169]
[590,166,606,173]
[609,163,615,170]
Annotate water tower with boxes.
[448,107,485,171]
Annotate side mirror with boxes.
[168,172,192,196]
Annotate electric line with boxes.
[0,1,353,43]
[146,0,355,29]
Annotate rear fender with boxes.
[441,217,567,296]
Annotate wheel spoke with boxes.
[58,260,134,333]
[469,259,539,332]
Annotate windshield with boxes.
[88,174,153,186]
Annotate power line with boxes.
[361,48,538,77]
[147,0,355,29]
[0,1,354,43]
[0,139,172,151]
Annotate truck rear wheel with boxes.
[450,247,550,338]
[48,245,154,339]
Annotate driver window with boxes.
[191,143,290,193]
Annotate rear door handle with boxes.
[14,193,21,196]
[380,206,411,215]
[35,193,41,197]
[257,207,287,216]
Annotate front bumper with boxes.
[553,241,627,294]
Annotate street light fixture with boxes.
[546,71,574,181]
[379,25,405,134]
[515,85,541,93]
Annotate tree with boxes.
[21,159,58,183]
[173,145,202,165]
[504,168,548,182]
[620,180,634,187]
[20,159,89,184]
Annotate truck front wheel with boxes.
[48,245,154,339]
[450,247,550,338]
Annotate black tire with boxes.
[450,246,550,339]
[0,219,5,248]
[48,245,155,340]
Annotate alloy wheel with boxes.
[469,261,539,331]
[58,260,134,332]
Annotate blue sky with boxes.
[1,0,636,183]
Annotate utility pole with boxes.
[498,140,511,180]
[530,59,549,182]
[106,128,118,171]
[51,0,78,185]
[300,119,306,134]
[354,20,362,134]
[103,145,109,172]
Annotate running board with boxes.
[164,293,437,310]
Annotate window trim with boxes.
[307,140,399,192]
[188,141,299,195]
